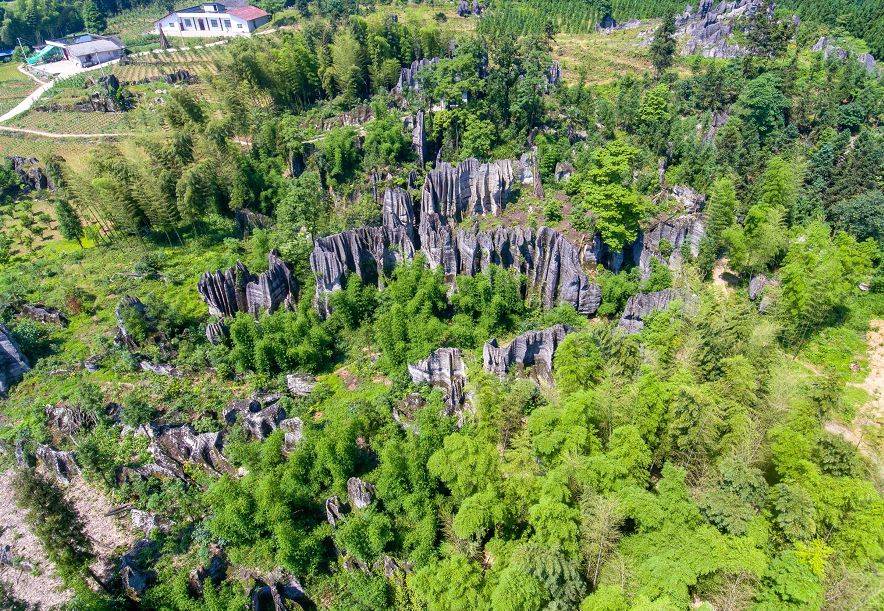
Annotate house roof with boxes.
[227,5,269,20]
[45,34,125,56]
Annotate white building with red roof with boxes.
[154,2,270,38]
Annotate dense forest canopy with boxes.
[0,0,882,610]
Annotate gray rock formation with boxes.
[280,418,303,451]
[0,323,30,395]
[7,156,52,191]
[310,225,416,317]
[748,274,778,313]
[411,109,427,164]
[618,289,696,333]
[20,303,68,325]
[224,397,286,441]
[636,206,706,280]
[347,477,375,509]
[419,158,523,222]
[812,36,877,74]
[45,403,96,436]
[326,496,343,526]
[382,187,416,237]
[394,57,439,94]
[249,575,307,611]
[206,321,227,345]
[483,324,572,380]
[547,61,562,87]
[147,424,233,479]
[286,373,316,397]
[120,539,154,601]
[457,0,482,17]
[188,549,226,597]
[408,347,467,414]
[677,0,772,59]
[198,251,296,318]
[554,162,575,181]
[235,208,273,237]
[36,444,79,484]
[139,360,180,376]
[115,296,147,349]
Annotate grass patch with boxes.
[6,110,135,135]
[0,62,37,116]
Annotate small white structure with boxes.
[154,3,270,38]
[44,34,126,68]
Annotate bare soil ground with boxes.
[0,470,134,608]
[825,319,884,482]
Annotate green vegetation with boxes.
[0,1,882,610]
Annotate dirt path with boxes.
[0,470,134,607]
[0,125,133,139]
[825,319,884,480]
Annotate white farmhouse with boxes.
[44,34,126,68]
[154,3,271,38]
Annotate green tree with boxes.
[80,0,105,33]
[55,198,84,246]
[649,13,676,76]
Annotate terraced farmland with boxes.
[112,46,226,84]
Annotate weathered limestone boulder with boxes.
[632,186,706,278]
[408,347,467,414]
[45,402,96,436]
[198,251,297,318]
[554,162,575,181]
[547,61,562,87]
[812,36,877,74]
[411,110,428,164]
[235,208,273,237]
[0,323,30,395]
[164,68,194,84]
[677,0,773,59]
[325,496,343,526]
[115,296,147,349]
[347,477,375,509]
[205,321,227,345]
[7,156,52,191]
[286,373,316,397]
[139,360,180,376]
[310,225,416,317]
[382,187,416,235]
[188,549,226,597]
[599,13,617,29]
[394,57,438,94]
[224,397,286,441]
[250,578,307,611]
[618,289,696,333]
[748,274,779,313]
[36,444,79,484]
[147,424,233,479]
[120,539,155,601]
[419,222,602,315]
[419,158,523,222]
[20,303,68,325]
[279,417,303,451]
[483,324,572,380]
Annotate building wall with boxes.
[70,48,124,68]
[156,12,260,37]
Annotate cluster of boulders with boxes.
[6,155,52,192]
[811,36,877,75]
[484,324,572,381]
[0,323,30,396]
[457,0,482,17]
[407,347,467,413]
[618,288,697,333]
[393,57,439,95]
[635,187,707,279]
[676,0,776,59]
[198,250,297,318]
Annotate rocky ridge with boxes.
[198,250,297,318]
[483,324,572,380]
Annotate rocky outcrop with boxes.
[147,424,233,479]
[411,110,428,165]
[36,444,79,484]
[198,251,296,318]
[45,403,96,436]
[280,418,303,451]
[310,225,416,317]
[483,324,572,380]
[547,61,562,87]
[320,105,373,131]
[394,57,439,94]
[205,321,227,345]
[408,348,467,414]
[0,323,30,395]
[618,289,696,333]
[812,36,877,75]
[224,396,286,441]
[235,208,273,237]
[420,222,602,314]
[748,274,778,313]
[20,303,68,325]
[286,373,316,397]
[188,549,226,598]
[457,0,482,17]
[120,539,155,601]
[637,214,706,279]
[676,0,766,59]
[326,496,343,526]
[382,186,416,236]
[115,296,147,349]
[7,156,52,191]
[419,158,524,222]
[249,575,308,611]
[554,162,575,181]
[347,477,375,509]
